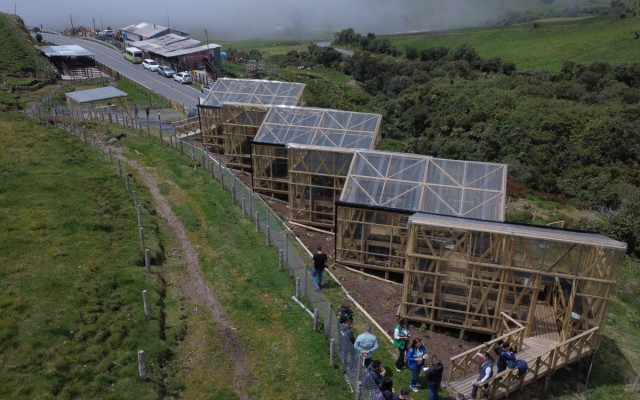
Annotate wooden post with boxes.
[145,249,151,273]
[108,148,113,164]
[327,304,333,337]
[330,338,335,368]
[117,159,122,176]
[142,290,150,319]
[266,226,270,246]
[255,212,260,233]
[138,350,147,380]
[91,136,96,151]
[139,227,145,250]
[132,191,138,206]
[313,308,319,331]
[137,205,143,227]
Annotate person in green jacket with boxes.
[393,318,410,371]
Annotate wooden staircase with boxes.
[446,311,598,399]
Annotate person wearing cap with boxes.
[311,245,328,289]
[337,303,354,323]
[393,387,412,399]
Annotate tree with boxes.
[405,46,418,60]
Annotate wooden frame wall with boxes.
[198,106,224,153]
[252,144,289,199]
[288,148,354,229]
[335,205,409,279]
[401,222,622,338]
[222,105,269,170]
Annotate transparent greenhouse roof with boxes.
[408,213,627,250]
[340,151,508,221]
[200,78,305,108]
[253,106,381,149]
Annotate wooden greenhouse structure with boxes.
[197,78,306,170]
[335,151,507,280]
[251,105,381,201]
[401,213,626,340]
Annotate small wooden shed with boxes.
[251,105,381,202]
[197,78,306,170]
[335,151,507,280]
[401,213,627,340]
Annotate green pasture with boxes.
[387,15,640,73]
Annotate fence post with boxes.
[255,212,260,233]
[137,205,143,227]
[266,226,270,246]
[330,338,335,368]
[327,304,333,337]
[295,277,301,298]
[232,185,236,202]
[132,191,138,206]
[279,250,284,271]
[354,381,362,400]
[356,354,364,383]
[125,174,130,192]
[117,159,122,176]
[108,148,113,164]
[139,227,145,250]
[83,130,87,142]
[138,350,147,380]
[71,122,75,136]
[191,146,195,161]
[159,130,163,144]
[142,290,150,319]
[313,308,319,331]
[241,198,246,218]
[145,249,151,273]
[91,136,96,151]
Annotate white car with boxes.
[142,59,159,71]
[174,72,193,84]
[201,85,211,94]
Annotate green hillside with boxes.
[388,15,640,73]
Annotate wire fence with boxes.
[33,99,382,400]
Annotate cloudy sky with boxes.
[1,0,563,39]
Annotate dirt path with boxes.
[108,146,253,400]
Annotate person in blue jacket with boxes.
[406,337,427,392]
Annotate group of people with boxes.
[469,340,529,399]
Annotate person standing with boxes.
[354,325,379,368]
[133,104,138,119]
[339,317,356,373]
[336,303,354,323]
[311,245,328,289]
[493,340,510,373]
[144,106,150,120]
[424,355,443,400]
[470,352,494,399]
[406,337,427,392]
[393,318,410,371]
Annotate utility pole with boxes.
[92,17,96,33]
[100,15,104,31]
[69,14,74,34]
[204,29,210,55]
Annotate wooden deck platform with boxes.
[447,312,598,399]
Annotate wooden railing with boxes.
[447,312,526,382]
[477,326,599,399]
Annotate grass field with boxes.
[387,15,640,73]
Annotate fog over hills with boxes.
[2,0,593,39]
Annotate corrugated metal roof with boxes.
[42,45,94,57]
[130,34,219,58]
[122,22,168,38]
[200,78,305,108]
[65,87,127,104]
[408,213,628,250]
[254,106,380,149]
[340,150,508,221]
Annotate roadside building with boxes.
[120,22,188,42]
[130,33,221,72]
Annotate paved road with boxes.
[42,33,202,113]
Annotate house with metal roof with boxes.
[120,22,187,42]
[130,33,221,71]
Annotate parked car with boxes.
[174,72,193,84]
[201,85,211,94]
[142,59,159,71]
[157,66,175,78]
[99,29,114,37]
